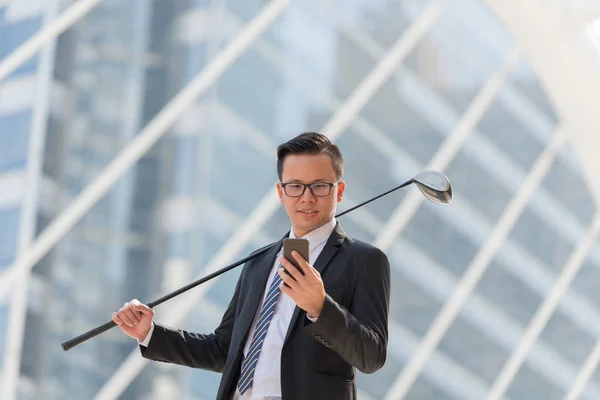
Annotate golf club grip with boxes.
[61,320,117,351]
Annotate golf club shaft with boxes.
[61,178,414,351]
[60,246,273,351]
[336,180,413,218]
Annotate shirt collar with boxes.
[289,218,337,252]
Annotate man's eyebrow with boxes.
[285,178,330,183]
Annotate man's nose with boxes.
[300,187,316,201]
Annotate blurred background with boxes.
[1,0,600,399]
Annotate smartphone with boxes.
[282,238,309,276]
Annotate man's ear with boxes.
[336,181,346,202]
[277,182,284,203]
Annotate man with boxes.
[112,132,391,400]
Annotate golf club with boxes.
[61,170,452,351]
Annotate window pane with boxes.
[0,206,20,265]
[0,17,41,78]
[0,112,31,171]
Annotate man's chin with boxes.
[293,219,331,235]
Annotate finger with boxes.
[280,282,293,298]
[130,302,154,317]
[123,306,139,323]
[291,251,309,274]
[112,312,124,326]
[118,312,136,327]
[308,264,321,280]
[118,308,136,327]
[127,303,142,321]
[278,267,299,290]
[279,257,302,281]
[129,303,145,321]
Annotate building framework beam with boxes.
[564,339,600,400]
[0,0,104,83]
[1,1,61,398]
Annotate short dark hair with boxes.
[277,132,344,181]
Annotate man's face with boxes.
[277,154,345,238]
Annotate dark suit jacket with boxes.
[140,223,391,400]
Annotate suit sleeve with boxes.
[139,277,241,373]
[304,248,391,374]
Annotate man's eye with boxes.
[288,184,303,189]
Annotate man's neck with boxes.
[292,219,335,239]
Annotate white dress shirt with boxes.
[141,219,337,400]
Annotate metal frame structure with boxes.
[335,10,522,251]
[483,0,600,205]
[486,212,600,399]
[565,339,600,400]
[384,129,568,400]
[1,0,292,396]
[3,0,600,398]
[481,2,600,398]
[0,0,105,83]
[373,48,519,251]
[93,3,444,398]
[0,0,292,302]
[1,1,60,396]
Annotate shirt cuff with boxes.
[306,312,318,323]
[138,322,155,347]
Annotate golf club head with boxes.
[412,170,453,205]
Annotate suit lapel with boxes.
[312,223,345,274]
[283,223,346,346]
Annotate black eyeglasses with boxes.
[281,182,340,197]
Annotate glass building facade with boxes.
[1,0,600,399]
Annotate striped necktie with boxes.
[237,267,284,395]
